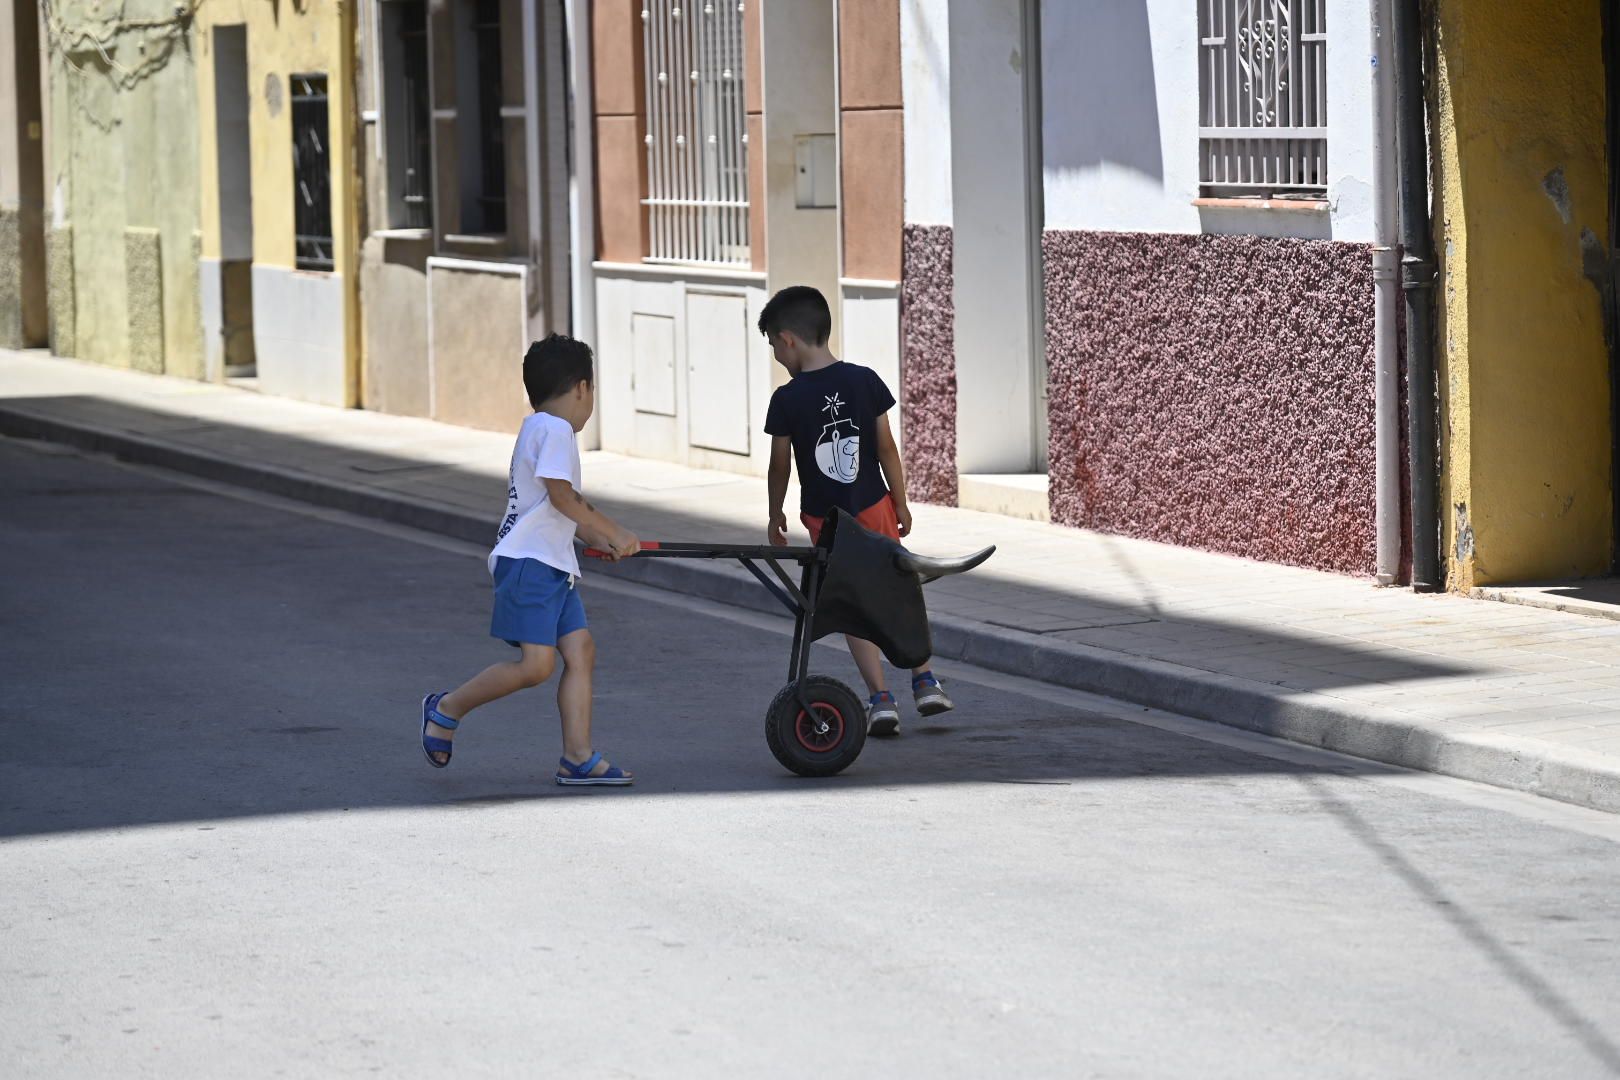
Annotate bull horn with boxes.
[894,544,996,580]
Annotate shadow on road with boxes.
[1,426,1417,841]
[1303,776,1620,1074]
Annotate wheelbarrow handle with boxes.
[582,541,662,559]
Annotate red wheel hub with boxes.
[794,702,845,752]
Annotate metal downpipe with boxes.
[1372,0,1402,585]
[1395,0,1440,591]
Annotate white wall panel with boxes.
[251,266,346,406]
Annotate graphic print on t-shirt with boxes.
[815,393,860,484]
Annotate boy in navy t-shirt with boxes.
[761,285,953,736]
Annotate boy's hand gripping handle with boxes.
[582,541,660,560]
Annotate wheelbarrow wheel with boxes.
[764,676,867,777]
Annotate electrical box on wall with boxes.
[794,134,837,209]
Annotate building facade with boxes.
[39,0,203,376]
[193,0,361,406]
[1430,0,1615,589]
[9,0,1620,594]
[355,0,575,434]
[901,0,1392,577]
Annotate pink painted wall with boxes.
[1043,230,1378,575]
[900,224,958,506]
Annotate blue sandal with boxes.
[421,692,459,768]
[556,751,633,786]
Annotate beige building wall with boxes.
[356,0,571,435]
[44,0,203,375]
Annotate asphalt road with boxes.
[4,436,1620,1079]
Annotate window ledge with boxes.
[592,260,768,285]
[1194,196,1330,213]
[374,228,432,241]
[443,233,507,249]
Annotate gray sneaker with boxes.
[912,673,954,717]
[867,692,901,737]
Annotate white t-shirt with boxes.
[488,411,583,578]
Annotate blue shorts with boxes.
[490,557,588,648]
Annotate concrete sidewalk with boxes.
[4,349,1620,812]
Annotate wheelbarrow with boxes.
[584,508,995,777]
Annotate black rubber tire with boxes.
[764,675,867,777]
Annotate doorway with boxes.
[1606,0,1620,569]
[5,0,48,347]
[213,25,255,377]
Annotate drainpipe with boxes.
[1394,0,1439,590]
[1371,0,1402,585]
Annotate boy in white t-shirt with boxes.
[420,334,641,785]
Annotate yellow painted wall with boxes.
[194,0,360,401]
[1433,0,1612,589]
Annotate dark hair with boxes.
[522,333,595,408]
[758,285,832,346]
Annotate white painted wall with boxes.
[198,258,225,381]
[594,266,774,476]
[761,0,842,354]
[948,0,1042,474]
[1039,0,1378,243]
[252,266,348,407]
[901,0,952,226]
[841,282,903,451]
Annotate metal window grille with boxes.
[292,74,334,271]
[398,0,432,229]
[473,0,507,234]
[641,0,750,267]
[1198,0,1327,196]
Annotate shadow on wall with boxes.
[1040,0,1163,183]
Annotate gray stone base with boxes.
[0,208,20,349]
[125,227,164,374]
[47,226,74,358]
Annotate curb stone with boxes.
[4,400,1618,815]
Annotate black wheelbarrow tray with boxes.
[584,507,995,777]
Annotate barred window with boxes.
[470,0,507,234]
[1198,0,1327,197]
[642,0,750,266]
[292,74,334,270]
[381,0,432,230]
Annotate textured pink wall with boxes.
[900,224,958,506]
[1044,230,1377,575]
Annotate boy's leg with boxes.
[848,635,902,737]
[555,628,630,779]
[425,645,557,764]
[847,635,888,696]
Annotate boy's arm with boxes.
[767,436,792,547]
[543,477,640,559]
[873,412,912,538]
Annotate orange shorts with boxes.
[802,495,900,546]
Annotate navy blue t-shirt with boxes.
[764,361,897,518]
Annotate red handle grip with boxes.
[583,540,660,559]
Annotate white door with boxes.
[685,291,752,456]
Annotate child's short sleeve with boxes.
[867,368,897,415]
[764,385,791,436]
[531,417,577,483]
